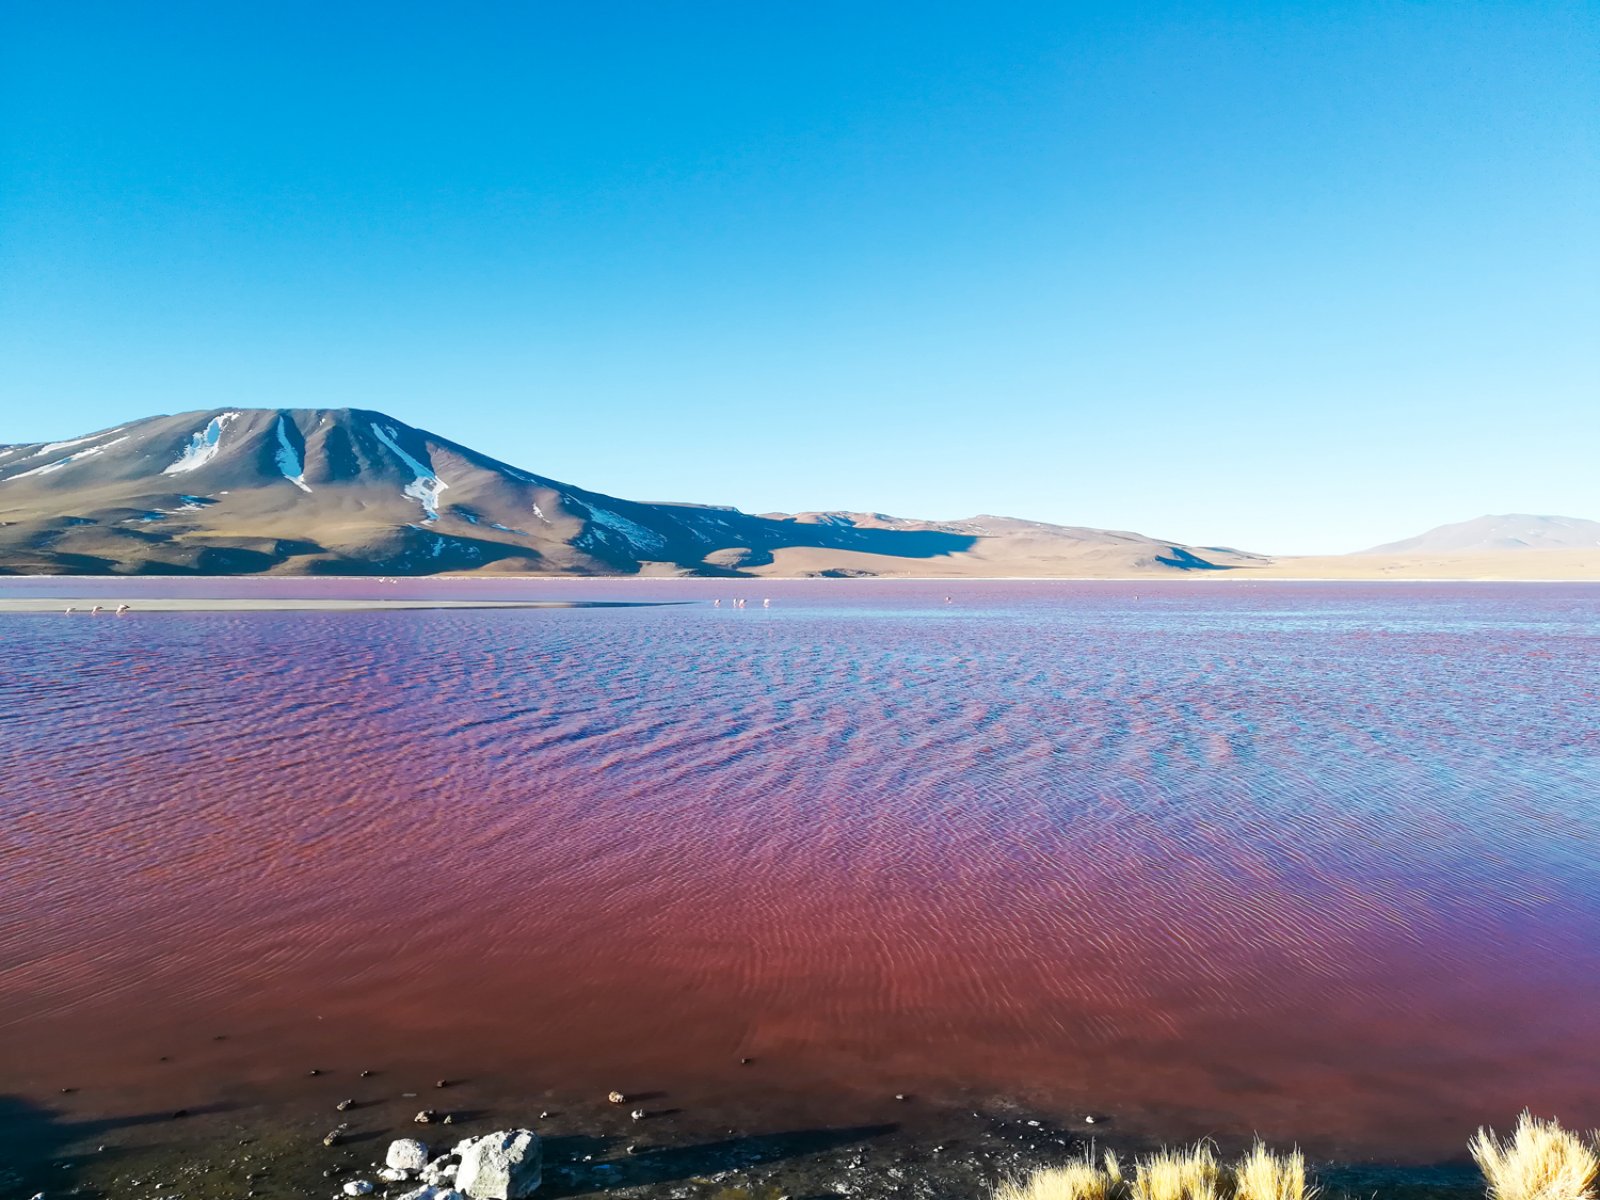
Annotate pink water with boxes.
[2,579,1597,1160]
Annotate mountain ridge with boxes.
[0,407,1268,577]
[1359,514,1600,555]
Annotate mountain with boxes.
[1360,514,1600,555]
[0,408,1264,577]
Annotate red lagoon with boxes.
[2,579,1597,1160]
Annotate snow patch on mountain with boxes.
[580,505,669,554]
[274,416,312,493]
[164,413,240,474]
[371,423,447,520]
[8,437,131,480]
[23,428,126,460]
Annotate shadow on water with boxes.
[0,1095,234,1194]
[540,1124,897,1197]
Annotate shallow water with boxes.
[2,579,1597,1161]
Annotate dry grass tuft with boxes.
[1105,1151,1125,1189]
[993,1156,1120,1200]
[1470,1111,1599,1200]
[1131,1144,1223,1200]
[1233,1140,1314,1200]
[997,1116,1600,1200]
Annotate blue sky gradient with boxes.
[2,1,1595,553]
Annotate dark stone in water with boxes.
[172,1109,189,1119]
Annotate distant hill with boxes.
[0,408,1265,576]
[1361,514,1600,555]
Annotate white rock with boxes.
[421,1161,459,1186]
[456,1129,541,1199]
[379,1168,414,1183]
[453,1135,483,1158]
[387,1139,431,1171]
[343,1182,375,1196]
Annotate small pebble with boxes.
[414,1110,437,1124]
[435,1079,449,1088]
[630,1108,646,1121]
[335,1099,352,1112]
[308,1069,321,1077]
[360,1069,373,1077]
[607,1090,626,1104]
[895,1094,907,1101]
[538,1110,551,1119]
[442,1114,454,1124]
[59,1087,76,1094]
[1085,1115,1097,1124]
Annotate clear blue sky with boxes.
[2,1,1595,554]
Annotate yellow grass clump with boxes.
[1233,1140,1314,1200]
[1131,1143,1224,1200]
[994,1117,1600,1200]
[1470,1111,1599,1200]
[993,1152,1123,1200]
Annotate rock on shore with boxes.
[454,1131,541,1200]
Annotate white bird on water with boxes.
[762,598,771,608]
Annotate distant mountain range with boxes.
[0,409,1269,576]
[1361,514,1600,555]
